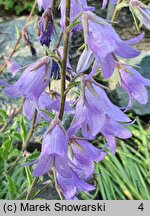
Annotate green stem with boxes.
[26,177,39,200]
[111,0,122,23]
[52,168,63,200]
[58,0,71,121]
[22,110,37,151]
[33,182,51,199]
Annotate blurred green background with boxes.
[0,0,36,16]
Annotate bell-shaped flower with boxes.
[38,8,54,47]
[68,77,130,138]
[116,63,150,107]
[24,119,69,176]
[129,0,150,30]
[37,0,53,11]
[69,137,107,179]
[0,57,53,103]
[57,169,95,200]
[60,0,94,32]
[23,92,56,123]
[101,116,132,154]
[68,77,131,153]
[81,11,142,79]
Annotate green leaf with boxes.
[24,166,33,187]
[1,139,11,160]
[20,116,27,143]
[67,20,81,31]
[40,109,56,119]
[5,174,17,199]
[0,109,8,119]
[67,81,80,89]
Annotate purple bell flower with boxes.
[25,119,69,176]
[116,63,150,107]
[68,77,132,153]
[100,116,132,154]
[23,92,73,123]
[37,0,53,11]
[0,57,52,103]
[81,11,142,79]
[38,8,54,47]
[57,170,95,200]
[23,92,55,123]
[69,137,107,179]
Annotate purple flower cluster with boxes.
[1,0,150,199]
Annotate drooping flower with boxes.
[23,118,95,199]
[38,8,54,47]
[23,92,73,123]
[37,0,53,11]
[129,0,150,30]
[0,57,53,103]
[60,0,95,32]
[80,11,142,79]
[25,119,69,176]
[100,117,132,154]
[115,63,150,107]
[101,0,118,10]
[6,59,20,77]
[68,77,131,153]
[69,137,107,179]
[56,169,95,200]
[23,92,55,123]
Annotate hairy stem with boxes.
[58,0,71,120]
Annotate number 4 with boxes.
[138,203,144,211]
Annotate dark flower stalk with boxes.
[58,0,71,121]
